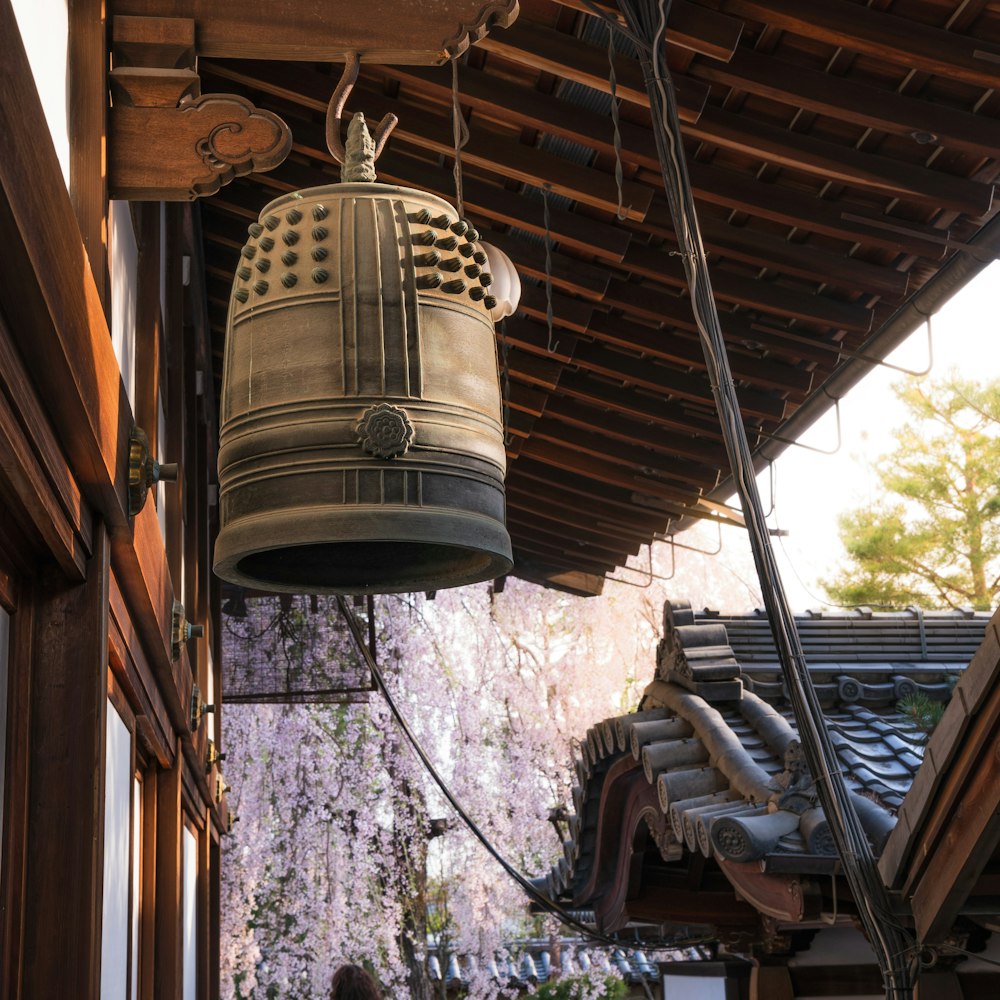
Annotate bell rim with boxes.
[214,507,513,595]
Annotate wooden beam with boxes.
[553,369,729,442]
[476,18,709,119]
[509,454,741,529]
[686,161,950,261]
[209,149,633,264]
[201,61,653,221]
[0,0,131,531]
[692,46,1000,160]
[506,509,637,561]
[378,61,950,261]
[584,313,814,394]
[506,487,659,546]
[604,270,873,335]
[527,418,716,491]
[0,312,92,576]
[553,0,744,62]
[69,0,109,309]
[494,312,580,360]
[630,213,907,303]
[567,334,788,421]
[908,682,1000,942]
[686,104,994,217]
[718,0,1000,91]
[505,346,565,392]
[540,394,729,469]
[511,534,616,576]
[110,0,520,63]
[155,762,184,998]
[516,436,712,506]
[693,215,909,300]
[474,226,611,299]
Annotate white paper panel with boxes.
[662,975,727,1000]
[110,200,138,410]
[183,826,198,1000]
[100,704,131,1000]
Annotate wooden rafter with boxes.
[187,0,1000,583]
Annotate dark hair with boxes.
[330,964,382,1000]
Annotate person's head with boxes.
[330,964,382,1000]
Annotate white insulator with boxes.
[481,242,521,320]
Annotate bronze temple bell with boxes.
[214,107,515,594]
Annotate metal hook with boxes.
[660,517,723,556]
[836,313,934,378]
[755,393,843,456]
[764,459,775,519]
[325,53,398,165]
[606,538,676,588]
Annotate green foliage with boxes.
[824,374,1000,610]
[897,691,945,736]
[534,975,628,999]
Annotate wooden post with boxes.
[68,0,108,310]
[750,965,794,1000]
[139,773,158,1000]
[21,521,110,999]
[155,759,183,999]
[914,971,963,1000]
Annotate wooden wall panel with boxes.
[21,522,110,1000]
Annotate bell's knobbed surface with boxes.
[215,182,512,594]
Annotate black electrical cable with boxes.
[336,595,706,952]
[613,1,918,996]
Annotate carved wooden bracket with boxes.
[109,15,291,200]
[110,93,292,200]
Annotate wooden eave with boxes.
[133,0,1000,591]
[879,607,1000,944]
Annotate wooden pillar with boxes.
[21,521,110,999]
[68,0,108,310]
[154,759,183,1000]
[750,965,794,1000]
[139,773,158,1000]
[915,970,963,999]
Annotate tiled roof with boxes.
[426,941,688,988]
[537,600,990,929]
[704,606,988,665]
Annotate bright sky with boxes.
[754,258,1000,609]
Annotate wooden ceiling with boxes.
[191,0,1000,594]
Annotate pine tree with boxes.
[824,373,1000,610]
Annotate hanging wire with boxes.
[335,596,708,951]
[615,1,917,995]
[541,184,560,354]
[606,23,631,222]
[450,57,470,217]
